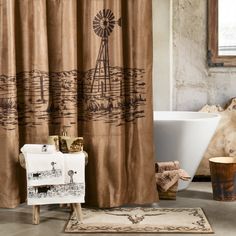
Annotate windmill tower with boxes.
[68,170,77,184]
[51,161,56,173]
[90,9,121,94]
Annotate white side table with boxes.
[19,152,87,225]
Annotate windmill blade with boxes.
[108,14,115,21]
[98,10,103,18]
[97,27,104,37]
[106,9,113,19]
[104,9,110,18]
[108,25,114,33]
[93,9,116,38]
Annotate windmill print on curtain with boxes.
[0,0,158,208]
[79,8,147,126]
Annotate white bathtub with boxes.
[153,111,221,190]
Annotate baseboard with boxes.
[193,175,211,182]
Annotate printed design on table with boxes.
[68,170,77,183]
[0,9,147,130]
[28,161,62,180]
[27,183,85,199]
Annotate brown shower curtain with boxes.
[0,0,158,208]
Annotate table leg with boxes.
[32,205,40,225]
[72,203,83,222]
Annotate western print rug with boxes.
[64,207,213,233]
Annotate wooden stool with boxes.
[19,153,84,225]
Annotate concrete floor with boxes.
[0,182,235,236]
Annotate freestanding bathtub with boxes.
[153,111,221,190]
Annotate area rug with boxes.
[64,207,213,233]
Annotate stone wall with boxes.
[173,0,236,111]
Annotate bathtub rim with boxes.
[153,111,221,122]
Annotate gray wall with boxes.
[153,0,172,111]
[173,0,236,111]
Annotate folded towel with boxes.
[178,169,191,181]
[21,144,56,155]
[27,183,85,205]
[155,170,180,192]
[155,161,180,173]
[155,161,191,192]
[63,153,86,184]
[24,152,64,186]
